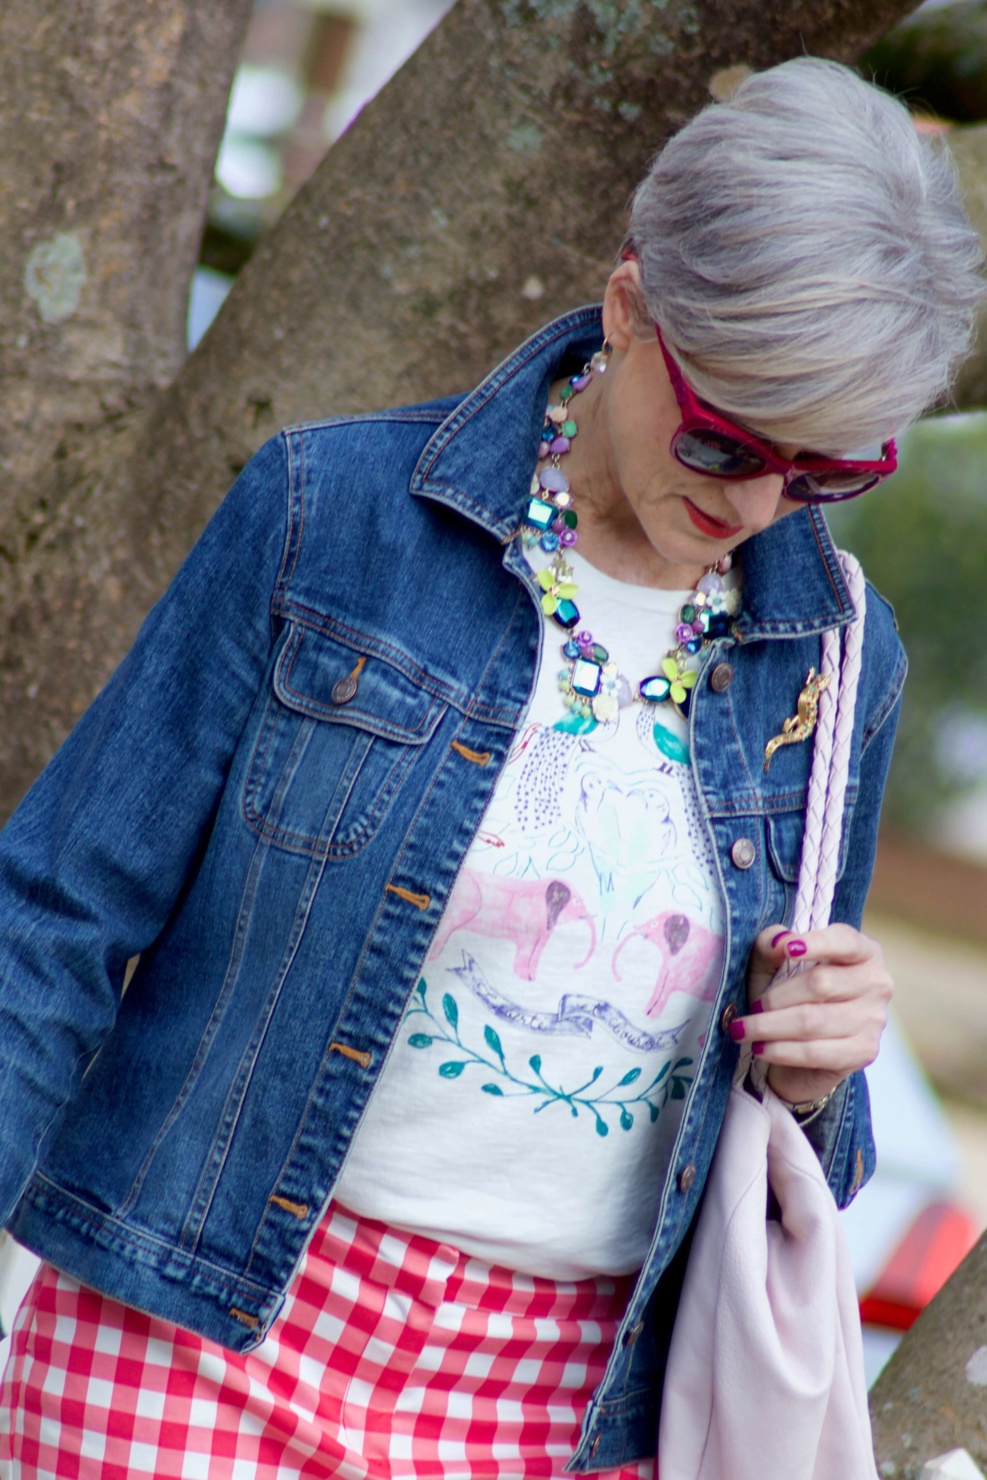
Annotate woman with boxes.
[0,56,982,1480]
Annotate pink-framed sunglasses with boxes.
[654,322,897,504]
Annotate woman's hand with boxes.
[731,924,893,1108]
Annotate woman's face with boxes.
[578,265,802,586]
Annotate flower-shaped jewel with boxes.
[537,566,578,616]
[591,662,624,722]
[661,655,697,707]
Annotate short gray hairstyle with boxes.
[626,57,985,452]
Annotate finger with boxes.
[748,1031,882,1076]
[730,982,890,1045]
[752,956,893,1016]
[772,923,880,969]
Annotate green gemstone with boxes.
[592,643,609,663]
[681,604,696,623]
[561,419,578,438]
[562,509,578,529]
[560,385,574,402]
[653,722,690,764]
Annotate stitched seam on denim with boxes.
[181,842,331,1254]
[277,631,442,741]
[272,604,524,728]
[313,710,506,1070]
[808,505,854,616]
[242,687,330,844]
[25,1176,272,1300]
[282,408,451,437]
[861,647,907,753]
[704,785,860,819]
[414,310,600,484]
[463,579,538,727]
[270,604,468,711]
[277,430,303,606]
[243,732,417,860]
[116,835,269,1222]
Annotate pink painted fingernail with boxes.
[770,931,791,949]
[728,1020,745,1042]
[752,1041,766,1056]
[751,999,764,1015]
[787,939,807,957]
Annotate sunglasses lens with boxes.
[673,430,767,479]
[785,470,881,503]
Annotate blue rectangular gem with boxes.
[523,498,556,532]
[571,658,602,697]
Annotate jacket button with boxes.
[331,676,359,705]
[720,1002,738,1033]
[679,1163,697,1193]
[730,837,756,869]
[623,1318,645,1347]
[710,662,734,693]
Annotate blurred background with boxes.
[4,0,987,1385]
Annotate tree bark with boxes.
[943,123,987,411]
[0,0,923,816]
[870,1230,987,1477]
[0,0,254,799]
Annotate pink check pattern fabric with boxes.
[0,1203,653,1480]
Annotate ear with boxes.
[602,259,647,351]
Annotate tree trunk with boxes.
[870,1230,987,1476]
[0,0,924,818]
[0,0,254,801]
[943,123,987,411]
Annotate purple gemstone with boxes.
[550,436,571,455]
[559,529,577,547]
[570,373,591,391]
[538,441,551,459]
[539,467,570,494]
[692,618,705,635]
[697,573,724,596]
[676,623,694,644]
[577,629,593,644]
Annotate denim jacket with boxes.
[0,308,904,1469]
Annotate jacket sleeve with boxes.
[0,434,291,1230]
[800,585,907,1208]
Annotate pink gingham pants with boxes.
[0,1203,653,1479]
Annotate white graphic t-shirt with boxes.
[335,554,731,1278]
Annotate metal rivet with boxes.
[710,661,734,693]
[623,1319,645,1347]
[678,1163,697,1193]
[720,1002,738,1033]
[331,675,359,705]
[730,837,756,869]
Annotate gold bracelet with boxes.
[783,1087,838,1126]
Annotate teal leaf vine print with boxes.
[407,978,693,1138]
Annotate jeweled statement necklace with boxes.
[520,347,740,741]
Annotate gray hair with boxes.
[626,57,985,452]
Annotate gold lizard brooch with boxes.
[763,669,831,773]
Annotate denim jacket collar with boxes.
[412,306,856,641]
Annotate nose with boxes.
[720,473,787,531]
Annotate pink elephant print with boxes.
[611,911,723,1018]
[428,869,597,981]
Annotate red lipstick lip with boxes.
[684,499,743,539]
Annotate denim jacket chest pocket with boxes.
[762,791,857,926]
[242,622,447,858]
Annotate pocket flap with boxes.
[273,625,445,744]
[765,805,851,887]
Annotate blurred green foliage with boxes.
[828,414,987,836]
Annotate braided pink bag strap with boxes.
[791,551,867,937]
